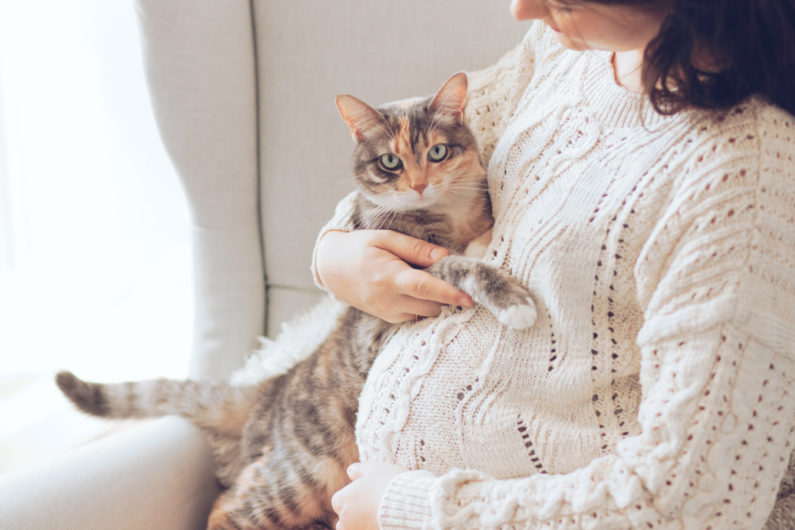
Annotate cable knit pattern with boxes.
[313,22,794,529]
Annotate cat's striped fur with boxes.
[56,73,536,529]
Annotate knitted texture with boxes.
[315,22,794,529]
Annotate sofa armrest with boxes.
[0,416,219,530]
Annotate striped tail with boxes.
[55,371,256,436]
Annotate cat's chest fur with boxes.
[353,191,493,255]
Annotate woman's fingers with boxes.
[315,229,474,321]
[374,230,450,267]
[384,295,471,324]
[398,296,444,318]
[389,296,443,321]
[393,268,474,308]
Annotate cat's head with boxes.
[336,73,484,213]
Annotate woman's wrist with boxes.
[313,229,348,290]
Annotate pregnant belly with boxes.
[354,307,604,477]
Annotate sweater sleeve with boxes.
[464,22,543,167]
[377,109,795,529]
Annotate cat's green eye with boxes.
[428,144,448,162]
[379,153,403,171]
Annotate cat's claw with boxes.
[497,299,537,329]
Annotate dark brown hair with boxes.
[593,0,795,115]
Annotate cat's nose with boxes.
[411,183,427,195]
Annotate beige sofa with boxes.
[0,2,526,528]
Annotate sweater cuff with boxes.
[378,470,437,529]
[310,191,358,289]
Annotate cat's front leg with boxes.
[426,256,537,329]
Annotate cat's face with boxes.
[336,73,484,213]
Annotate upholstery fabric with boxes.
[136,0,264,378]
[0,417,218,530]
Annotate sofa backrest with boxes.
[136,0,528,378]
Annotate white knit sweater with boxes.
[313,22,795,529]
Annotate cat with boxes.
[55,72,537,529]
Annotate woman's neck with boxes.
[612,50,645,93]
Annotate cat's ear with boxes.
[335,95,383,143]
[429,72,468,124]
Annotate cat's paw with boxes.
[497,298,537,329]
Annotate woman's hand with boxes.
[331,462,408,530]
[316,230,473,322]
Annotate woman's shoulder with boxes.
[467,21,563,95]
[464,22,544,163]
[686,96,794,149]
[742,97,795,160]
[465,22,571,162]
[639,97,793,249]
[634,97,794,312]
[669,97,794,188]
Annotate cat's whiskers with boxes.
[446,178,489,192]
[370,196,406,228]
[369,203,392,226]
[385,207,401,230]
[446,186,483,195]
[447,179,489,189]
[388,202,411,228]
[440,182,489,204]
[378,199,397,222]
[445,189,487,198]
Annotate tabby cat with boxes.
[56,72,537,529]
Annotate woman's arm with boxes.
[464,25,538,166]
[370,113,795,529]
[310,189,359,289]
